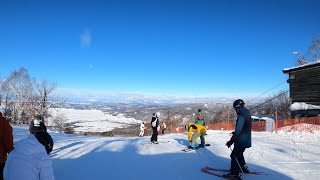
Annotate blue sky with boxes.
[1,0,320,99]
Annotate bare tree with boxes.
[3,68,34,123]
[34,80,58,122]
[254,90,291,118]
[1,67,62,124]
[52,113,68,131]
[213,105,235,123]
[294,35,320,65]
[309,35,320,62]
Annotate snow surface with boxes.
[47,108,142,132]
[279,123,320,133]
[289,102,320,111]
[11,126,320,180]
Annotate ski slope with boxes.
[12,126,320,180]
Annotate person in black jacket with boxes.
[150,112,159,144]
[224,99,252,179]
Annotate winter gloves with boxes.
[226,132,238,148]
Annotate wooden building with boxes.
[283,60,320,117]
[283,61,320,117]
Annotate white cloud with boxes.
[81,29,91,48]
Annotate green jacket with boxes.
[194,112,206,126]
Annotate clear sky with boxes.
[1,0,319,99]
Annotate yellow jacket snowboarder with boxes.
[187,123,206,149]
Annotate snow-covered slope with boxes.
[47,108,142,132]
[12,127,320,180]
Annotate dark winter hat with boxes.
[35,131,54,154]
[30,119,47,134]
[198,109,202,113]
[233,99,245,109]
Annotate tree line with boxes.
[0,67,62,124]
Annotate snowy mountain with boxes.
[57,91,238,105]
[12,126,320,180]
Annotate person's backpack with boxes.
[198,114,204,120]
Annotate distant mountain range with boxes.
[63,94,237,105]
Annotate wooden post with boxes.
[275,110,278,130]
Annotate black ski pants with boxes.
[230,146,246,175]
[151,127,158,142]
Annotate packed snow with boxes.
[47,108,142,132]
[279,123,320,133]
[11,126,320,180]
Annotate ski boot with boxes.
[222,173,242,180]
[240,165,249,173]
[200,142,205,148]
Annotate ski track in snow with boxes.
[12,127,320,180]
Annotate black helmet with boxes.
[35,131,54,154]
[233,99,245,114]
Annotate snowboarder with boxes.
[4,128,55,180]
[186,123,206,149]
[224,99,252,179]
[160,122,166,135]
[150,112,160,144]
[139,122,146,137]
[0,112,14,180]
[194,109,206,148]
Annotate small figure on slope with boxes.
[139,122,146,137]
[194,109,206,148]
[150,112,160,144]
[186,123,206,150]
[160,122,166,135]
[224,99,252,179]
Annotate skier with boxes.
[224,99,252,179]
[186,123,206,149]
[139,122,146,137]
[194,109,206,148]
[0,112,14,180]
[4,127,55,180]
[160,122,166,135]
[150,112,160,144]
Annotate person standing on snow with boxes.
[0,112,14,180]
[139,122,146,137]
[150,112,160,144]
[194,109,206,148]
[186,123,206,149]
[224,99,252,179]
[160,122,166,135]
[4,121,55,180]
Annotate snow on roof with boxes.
[289,102,320,111]
[283,60,320,73]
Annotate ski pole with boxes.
[230,147,244,175]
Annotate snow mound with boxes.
[289,102,320,111]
